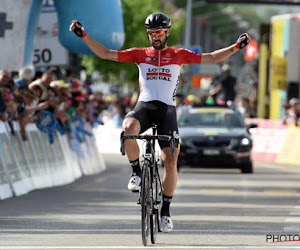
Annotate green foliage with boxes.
[81,0,185,84]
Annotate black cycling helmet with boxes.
[145,12,171,29]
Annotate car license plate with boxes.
[203,149,220,155]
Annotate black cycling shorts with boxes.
[125,101,179,149]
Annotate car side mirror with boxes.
[247,123,258,134]
[248,124,258,129]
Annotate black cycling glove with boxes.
[235,33,249,49]
[73,22,87,38]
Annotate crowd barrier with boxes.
[0,121,106,200]
[2,118,297,200]
[246,118,300,166]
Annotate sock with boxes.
[129,158,141,176]
[161,193,172,217]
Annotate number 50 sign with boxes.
[32,1,67,67]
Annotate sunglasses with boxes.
[147,29,166,37]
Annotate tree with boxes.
[81,0,185,85]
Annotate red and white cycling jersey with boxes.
[118,46,202,106]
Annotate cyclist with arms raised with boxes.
[69,12,251,233]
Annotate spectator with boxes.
[14,65,35,89]
[55,87,72,132]
[210,64,237,104]
[237,96,250,117]
[0,69,11,86]
[17,88,48,140]
[283,98,299,125]
[64,68,82,98]
[29,70,54,101]
[248,96,257,118]
[30,84,43,105]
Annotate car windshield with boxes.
[178,110,244,127]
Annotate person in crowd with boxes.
[237,96,250,117]
[14,65,35,90]
[247,95,257,118]
[16,88,48,140]
[69,12,251,233]
[55,86,72,132]
[3,83,18,134]
[283,98,299,125]
[29,70,54,101]
[0,69,11,86]
[209,64,238,104]
[64,68,82,98]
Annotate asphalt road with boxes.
[1,153,300,249]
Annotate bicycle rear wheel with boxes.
[141,161,150,246]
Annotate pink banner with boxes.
[245,118,288,163]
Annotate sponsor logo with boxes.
[146,68,171,82]
[172,75,180,101]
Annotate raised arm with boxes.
[201,33,252,64]
[69,20,118,61]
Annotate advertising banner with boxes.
[27,124,53,188]
[57,134,82,180]
[33,0,68,67]
[52,133,76,184]
[0,123,13,199]
[245,118,287,163]
[6,123,35,192]
[0,153,13,200]
[0,0,42,70]
[0,126,28,196]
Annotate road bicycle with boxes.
[120,124,175,246]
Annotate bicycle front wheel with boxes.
[141,161,150,246]
[150,167,160,244]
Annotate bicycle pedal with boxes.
[131,190,139,193]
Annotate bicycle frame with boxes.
[120,124,175,245]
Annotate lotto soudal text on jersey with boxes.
[146,68,171,81]
[118,46,202,106]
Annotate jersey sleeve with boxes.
[118,48,140,63]
[179,49,202,64]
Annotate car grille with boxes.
[192,137,231,148]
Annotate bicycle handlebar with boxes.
[120,132,175,157]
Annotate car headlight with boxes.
[240,137,250,146]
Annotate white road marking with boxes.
[285,218,300,222]
[0,229,291,233]
[1,246,300,249]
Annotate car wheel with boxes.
[240,162,253,174]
